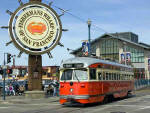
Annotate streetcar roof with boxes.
[60,57,131,68]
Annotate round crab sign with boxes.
[9,2,62,55]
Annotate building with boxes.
[71,32,150,79]
[1,65,59,82]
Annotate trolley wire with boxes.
[43,0,121,51]
[49,3,108,34]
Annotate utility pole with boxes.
[87,19,91,57]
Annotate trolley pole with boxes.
[87,19,91,57]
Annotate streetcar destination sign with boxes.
[9,2,62,55]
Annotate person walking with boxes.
[9,84,15,96]
[52,79,59,97]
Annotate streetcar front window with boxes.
[73,69,88,81]
[61,69,73,80]
[60,69,88,81]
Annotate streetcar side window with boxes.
[98,72,102,80]
[118,74,120,80]
[106,73,109,80]
[117,74,119,80]
[112,73,114,80]
[109,73,112,80]
[103,72,106,80]
[89,69,96,80]
[114,73,117,80]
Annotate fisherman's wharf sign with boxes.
[9,2,62,55]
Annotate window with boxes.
[98,72,102,80]
[100,39,119,61]
[61,69,73,80]
[109,73,112,80]
[73,69,88,80]
[118,74,120,80]
[103,72,106,80]
[106,73,109,80]
[112,73,114,80]
[90,69,96,80]
[114,73,117,80]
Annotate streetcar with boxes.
[59,57,134,105]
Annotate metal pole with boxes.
[29,0,41,2]
[13,56,15,66]
[3,53,6,100]
[87,19,91,57]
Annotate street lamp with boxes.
[87,19,91,57]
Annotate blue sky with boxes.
[0,0,150,66]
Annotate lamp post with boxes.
[87,19,91,57]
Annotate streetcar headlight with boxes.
[70,88,73,92]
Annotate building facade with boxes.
[71,32,150,79]
[0,66,59,82]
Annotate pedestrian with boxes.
[46,84,51,95]
[5,86,9,96]
[52,79,59,96]
[9,84,15,96]
[19,85,25,95]
[14,83,19,95]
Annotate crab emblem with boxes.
[27,22,46,35]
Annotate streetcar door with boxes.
[97,69,103,94]
[89,68,97,95]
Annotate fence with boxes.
[134,79,150,90]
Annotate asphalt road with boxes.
[1,87,150,113]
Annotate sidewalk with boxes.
[0,95,59,105]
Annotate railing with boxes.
[134,79,150,90]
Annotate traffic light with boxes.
[7,69,12,74]
[7,53,11,64]
[0,69,3,75]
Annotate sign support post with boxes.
[28,55,42,91]
[25,0,43,98]
[28,0,42,91]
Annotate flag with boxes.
[82,41,89,56]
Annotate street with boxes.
[0,87,150,113]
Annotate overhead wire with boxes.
[43,1,120,51]
[49,3,108,33]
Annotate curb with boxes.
[0,97,59,104]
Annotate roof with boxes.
[71,32,150,55]
[60,57,131,68]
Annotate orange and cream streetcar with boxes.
[59,57,134,105]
